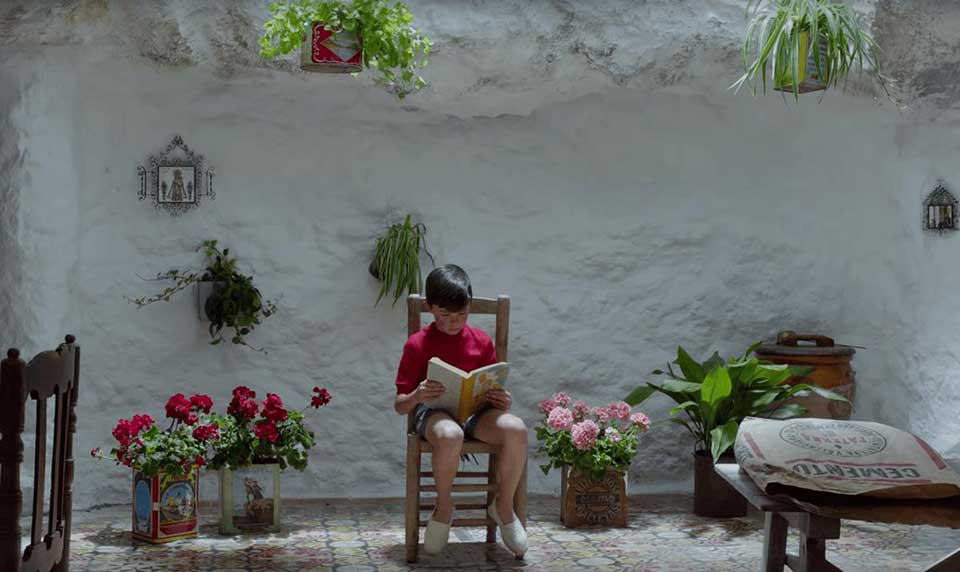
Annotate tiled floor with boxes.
[59,494,957,571]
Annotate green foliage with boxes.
[731,0,895,103]
[258,0,432,99]
[369,215,434,306]
[132,424,208,478]
[536,423,642,482]
[127,240,277,352]
[624,343,849,463]
[208,410,316,471]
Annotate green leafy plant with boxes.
[535,392,651,481]
[127,240,277,352]
[624,344,849,463]
[91,393,218,477]
[207,385,332,471]
[731,0,893,102]
[369,214,434,306]
[258,0,432,99]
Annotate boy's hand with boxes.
[485,389,512,410]
[416,380,445,402]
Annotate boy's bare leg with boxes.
[471,410,528,524]
[424,413,464,523]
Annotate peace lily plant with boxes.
[731,0,893,102]
[625,344,849,463]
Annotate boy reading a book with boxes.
[394,264,528,557]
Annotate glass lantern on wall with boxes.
[923,180,958,233]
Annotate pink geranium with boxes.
[552,392,571,407]
[605,427,622,443]
[607,401,631,421]
[537,397,559,414]
[591,406,611,424]
[571,420,600,451]
[547,407,574,431]
[630,412,651,430]
[572,400,589,420]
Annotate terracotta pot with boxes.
[560,467,627,527]
[755,331,857,420]
[693,452,747,518]
[300,23,362,73]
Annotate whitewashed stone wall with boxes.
[2,0,960,509]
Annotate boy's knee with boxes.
[500,415,528,443]
[433,424,465,447]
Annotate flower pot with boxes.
[693,452,747,518]
[196,279,226,321]
[755,331,856,420]
[773,31,829,94]
[132,466,199,543]
[218,462,281,534]
[300,23,362,73]
[560,467,627,527]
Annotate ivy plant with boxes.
[127,240,277,352]
[258,0,432,99]
[369,215,434,306]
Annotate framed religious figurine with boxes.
[923,179,958,234]
[138,135,215,215]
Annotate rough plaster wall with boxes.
[1,1,960,509]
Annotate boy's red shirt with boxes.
[395,322,497,395]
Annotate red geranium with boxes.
[261,393,288,423]
[190,394,213,413]
[192,424,219,442]
[253,420,279,443]
[311,387,332,408]
[227,386,259,420]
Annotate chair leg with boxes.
[762,512,788,572]
[514,459,527,528]
[486,453,499,543]
[405,435,421,563]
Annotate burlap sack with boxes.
[734,417,960,499]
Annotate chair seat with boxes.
[416,437,501,454]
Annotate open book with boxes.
[424,357,509,424]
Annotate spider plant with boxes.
[369,215,434,306]
[731,0,883,101]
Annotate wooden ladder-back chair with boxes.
[0,336,81,572]
[404,294,527,563]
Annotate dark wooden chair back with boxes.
[0,336,80,572]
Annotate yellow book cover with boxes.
[424,357,509,424]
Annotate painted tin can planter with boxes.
[560,467,627,527]
[132,466,199,543]
[773,31,829,93]
[218,463,281,534]
[300,23,362,73]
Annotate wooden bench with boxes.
[715,463,960,572]
[0,336,81,572]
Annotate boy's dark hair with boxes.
[425,264,473,310]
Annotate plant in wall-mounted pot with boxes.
[258,0,432,99]
[731,0,895,102]
[127,240,277,352]
[369,214,434,306]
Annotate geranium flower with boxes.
[572,400,589,420]
[605,427,622,443]
[547,407,574,431]
[261,393,288,423]
[311,387,332,408]
[189,394,213,413]
[591,406,611,424]
[537,398,558,414]
[253,420,279,443]
[630,412,651,431]
[552,392,571,407]
[192,424,219,442]
[571,420,599,451]
[164,393,192,421]
[607,401,631,422]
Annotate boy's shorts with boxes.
[413,404,486,440]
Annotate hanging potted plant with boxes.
[92,393,217,543]
[731,0,890,100]
[368,214,434,306]
[207,385,332,534]
[624,344,848,517]
[127,240,277,352]
[258,0,432,99]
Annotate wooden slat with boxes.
[713,464,798,512]
[418,439,500,454]
[420,471,489,479]
[420,502,488,511]
[47,391,65,538]
[404,433,421,564]
[762,513,788,572]
[52,337,79,572]
[421,483,495,493]
[494,296,509,362]
[0,349,26,572]
[419,518,491,528]
[31,399,47,546]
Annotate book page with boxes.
[461,362,509,422]
[423,358,467,419]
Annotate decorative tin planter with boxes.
[560,467,627,527]
[300,23,362,73]
[218,463,281,534]
[132,466,199,543]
